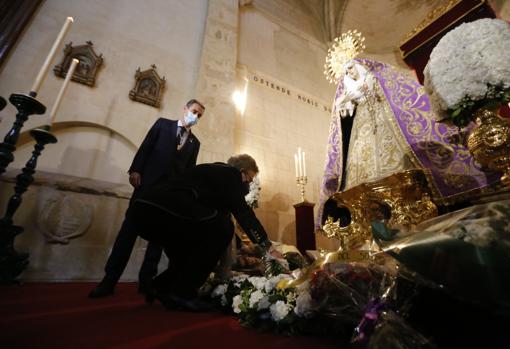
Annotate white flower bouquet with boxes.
[245,176,261,208]
[208,261,390,337]
[424,18,510,127]
[211,273,307,330]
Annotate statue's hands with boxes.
[129,172,142,188]
[345,91,357,101]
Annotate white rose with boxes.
[270,300,291,322]
[248,289,265,308]
[257,295,271,310]
[248,276,267,290]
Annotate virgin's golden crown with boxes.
[324,30,366,84]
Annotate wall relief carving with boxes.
[129,64,166,108]
[53,41,104,87]
[37,194,93,244]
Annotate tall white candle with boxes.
[31,17,74,95]
[294,154,299,177]
[302,151,306,177]
[48,58,79,124]
[297,147,302,177]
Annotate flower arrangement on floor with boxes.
[206,199,510,347]
[209,258,399,338]
[424,18,510,127]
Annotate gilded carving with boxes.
[322,169,438,250]
[467,109,510,185]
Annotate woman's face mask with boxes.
[184,110,199,127]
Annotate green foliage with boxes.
[445,84,510,128]
[264,258,289,277]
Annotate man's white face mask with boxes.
[184,110,198,127]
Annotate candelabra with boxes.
[0,125,57,283]
[296,175,307,202]
[0,94,46,175]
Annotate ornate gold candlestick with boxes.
[296,175,307,202]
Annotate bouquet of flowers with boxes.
[209,260,396,338]
[424,18,510,127]
[210,273,305,333]
[245,176,261,208]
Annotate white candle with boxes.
[294,154,299,177]
[302,151,306,177]
[297,147,302,177]
[48,58,79,124]
[31,17,74,95]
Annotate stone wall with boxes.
[0,0,209,185]
[236,6,338,250]
[0,171,154,281]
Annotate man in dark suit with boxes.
[131,154,280,310]
[89,99,205,298]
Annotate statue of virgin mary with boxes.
[317,58,501,229]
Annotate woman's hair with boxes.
[227,154,259,173]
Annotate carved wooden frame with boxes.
[129,65,166,108]
[53,41,104,87]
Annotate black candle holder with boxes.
[0,94,46,175]
[0,126,57,283]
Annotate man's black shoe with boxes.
[88,278,115,298]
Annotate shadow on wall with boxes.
[57,146,125,183]
[261,192,292,241]
[281,220,297,246]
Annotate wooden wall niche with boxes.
[129,65,166,108]
[53,41,104,87]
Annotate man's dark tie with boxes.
[176,126,186,148]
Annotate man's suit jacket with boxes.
[128,118,200,196]
[133,163,270,247]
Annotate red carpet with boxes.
[0,282,342,349]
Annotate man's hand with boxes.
[267,244,284,259]
[129,172,142,188]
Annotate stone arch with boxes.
[13,121,138,184]
[17,121,137,149]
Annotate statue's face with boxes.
[346,65,359,80]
